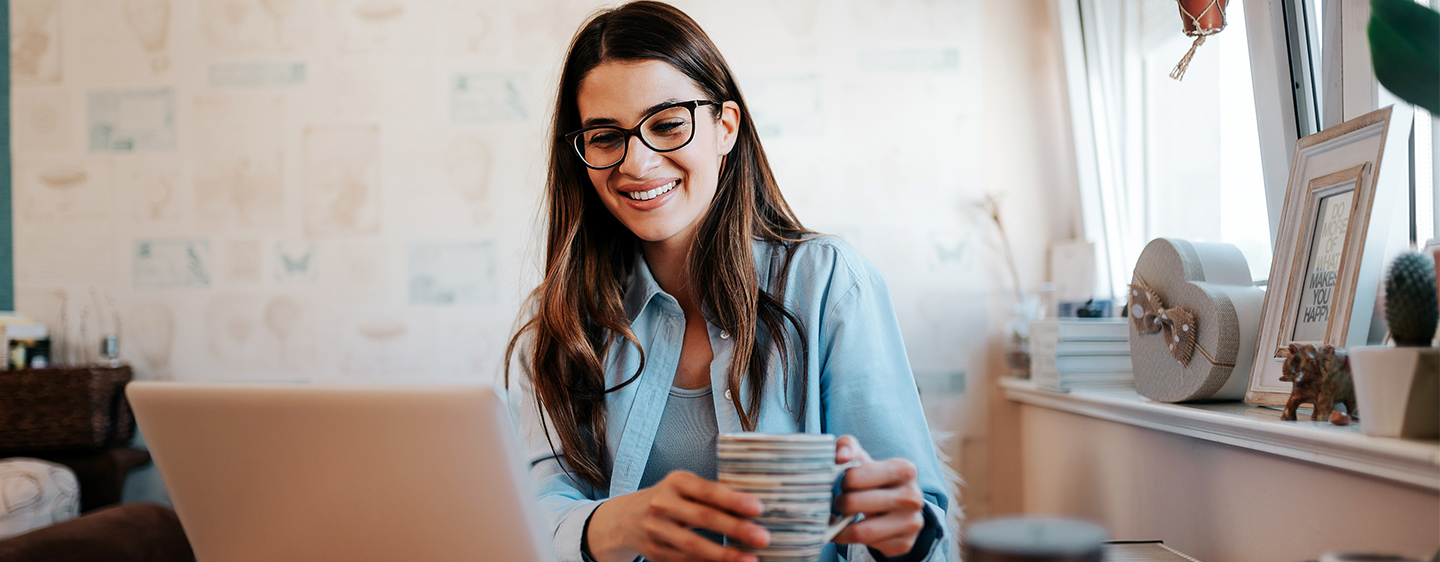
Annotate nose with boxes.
[616,134,661,179]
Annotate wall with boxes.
[9,0,1077,516]
[1019,405,1440,561]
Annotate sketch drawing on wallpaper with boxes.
[16,221,119,287]
[931,233,970,269]
[89,89,177,153]
[745,76,823,138]
[333,241,390,302]
[858,48,962,73]
[224,240,263,285]
[130,301,175,380]
[443,137,492,214]
[194,96,284,229]
[451,73,529,123]
[209,62,306,88]
[124,0,171,72]
[204,295,255,364]
[264,296,302,364]
[134,239,211,288]
[204,294,312,368]
[357,319,406,343]
[118,158,182,224]
[17,160,115,221]
[196,156,284,228]
[12,0,62,84]
[338,0,411,53]
[343,317,413,377]
[341,311,451,378]
[274,241,317,283]
[851,0,965,40]
[259,0,300,41]
[303,125,381,237]
[14,92,71,152]
[201,0,309,54]
[409,241,498,306]
[446,1,494,54]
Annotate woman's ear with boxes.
[716,101,741,155]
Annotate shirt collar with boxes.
[621,238,778,323]
[623,250,667,323]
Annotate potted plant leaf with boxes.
[1369,0,1439,114]
[1350,251,1439,438]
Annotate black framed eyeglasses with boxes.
[564,100,717,170]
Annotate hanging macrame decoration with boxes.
[1170,0,1228,80]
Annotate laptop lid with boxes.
[127,382,556,562]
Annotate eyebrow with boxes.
[580,98,683,129]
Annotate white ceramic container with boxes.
[1349,346,1439,438]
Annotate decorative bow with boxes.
[1128,280,1198,365]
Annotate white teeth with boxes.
[625,180,678,201]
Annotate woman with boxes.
[506,3,950,561]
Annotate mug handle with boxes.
[823,459,863,543]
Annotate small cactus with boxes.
[1384,251,1439,346]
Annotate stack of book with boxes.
[1029,318,1132,392]
[0,313,49,369]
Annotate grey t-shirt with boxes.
[638,384,719,487]
[637,384,722,548]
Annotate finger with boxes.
[650,493,770,548]
[649,542,758,562]
[670,473,764,518]
[831,511,924,552]
[643,521,759,562]
[843,458,917,492]
[833,486,925,515]
[869,536,923,558]
[835,435,873,464]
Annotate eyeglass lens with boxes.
[575,105,697,168]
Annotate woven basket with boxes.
[0,366,135,453]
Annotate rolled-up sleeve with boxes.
[817,248,950,562]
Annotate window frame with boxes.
[1058,0,1431,299]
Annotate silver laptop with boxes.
[127,382,557,562]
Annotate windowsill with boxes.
[998,377,1440,491]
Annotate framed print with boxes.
[1246,106,1414,408]
[1275,164,1371,350]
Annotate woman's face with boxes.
[575,60,740,247]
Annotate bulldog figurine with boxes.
[1279,343,1359,425]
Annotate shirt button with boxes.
[720,330,730,339]
[724,389,732,400]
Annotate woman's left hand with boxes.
[831,435,927,557]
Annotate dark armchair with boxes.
[0,502,192,562]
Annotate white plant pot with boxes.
[1349,346,1440,438]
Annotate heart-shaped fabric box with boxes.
[1129,238,1266,402]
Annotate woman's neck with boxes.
[641,235,700,316]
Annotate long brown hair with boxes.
[506,1,812,490]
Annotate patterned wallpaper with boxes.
[12,0,991,380]
[11,0,1077,513]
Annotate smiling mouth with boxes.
[624,180,678,202]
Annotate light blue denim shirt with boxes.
[512,236,950,562]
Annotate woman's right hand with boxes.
[585,471,771,562]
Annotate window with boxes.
[1059,0,1439,304]
[1058,0,1274,301]
[1288,0,1436,244]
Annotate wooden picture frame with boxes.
[1245,106,1411,408]
[1274,164,1371,350]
